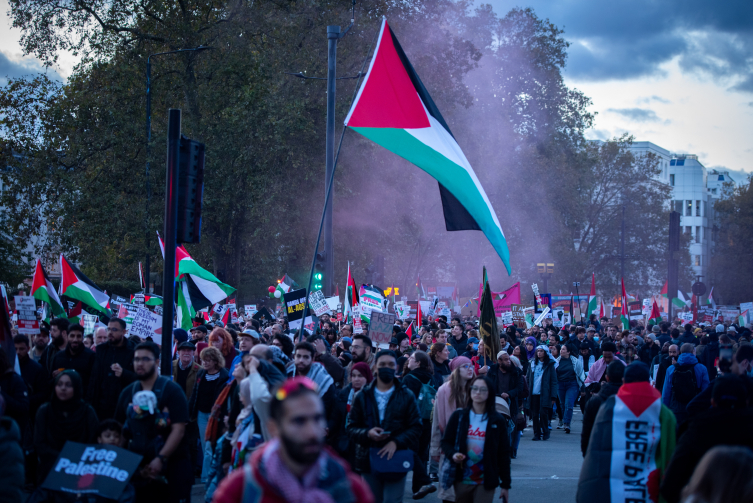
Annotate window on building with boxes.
[712,188,717,195]
[685,226,691,235]
[670,174,675,186]
[686,200,693,216]
[694,255,701,267]
[695,226,700,243]
[674,200,683,213]
[696,200,701,216]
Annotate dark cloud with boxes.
[0,50,60,84]
[607,108,663,122]
[487,0,753,91]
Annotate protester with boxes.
[677,446,753,503]
[87,318,137,419]
[34,370,98,479]
[0,347,29,442]
[655,343,679,393]
[525,345,558,441]
[344,334,374,385]
[580,361,625,457]
[307,334,345,385]
[577,362,676,503]
[486,351,523,458]
[188,346,229,483]
[660,375,753,503]
[191,325,208,344]
[115,342,191,503]
[0,394,25,503]
[40,318,69,375]
[440,375,511,503]
[331,361,373,463]
[14,334,47,418]
[51,323,96,390]
[208,328,237,370]
[436,330,458,359]
[662,343,710,426]
[555,344,585,433]
[347,350,422,503]
[30,328,49,363]
[430,342,452,388]
[213,377,374,503]
[94,326,108,348]
[686,344,753,416]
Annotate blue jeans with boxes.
[197,411,212,483]
[558,380,579,426]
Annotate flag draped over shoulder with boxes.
[479,280,500,363]
[59,254,109,315]
[344,18,511,275]
[32,259,65,317]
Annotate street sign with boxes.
[692,282,706,297]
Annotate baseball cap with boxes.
[716,324,725,333]
[652,325,661,333]
[241,329,260,339]
[177,341,196,351]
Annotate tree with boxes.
[709,177,753,304]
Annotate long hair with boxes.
[429,342,445,359]
[681,446,753,503]
[449,366,472,410]
[208,328,233,358]
[466,375,497,416]
[413,350,434,374]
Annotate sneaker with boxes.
[413,485,437,500]
[557,420,564,429]
[511,449,517,459]
[565,425,571,434]
[429,474,439,483]
[532,436,541,441]
[543,433,550,441]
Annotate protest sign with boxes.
[740,302,753,323]
[679,312,694,322]
[82,314,98,335]
[359,285,384,318]
[534,307,551,326]
[129,308,163,345]
[15,296,39,335]
[719,309,740,323]
[352,305,363,334]
[244,305,257,318]
[394,302,410,320]
[117,304,138,329]
[551,308,565,328]
[154,305,163,316]
[370,312,397,347]
[500,311,513,327]
[284,289,307,326]
[511,304,526,329]
[325,297,340,313]
[41,442,142,500]
[132,293,145,308]
[308,290,330,317]
[642,299,651,316]
[252,306,275,322]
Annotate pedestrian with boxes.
[685,344,753,417]
[0,394,25,503]
[331,361,373,463]
[0,347,29,444]
[51,323,96,390]
[39,319,69,376]
[555,344,585,434]
[436,331,458,359]
[440,375,511,503]
[487,351,524,458]
[344,334,375,385]
[34,370,98,479]
[525,345,558,441]
[292,342,337,422]
[115,342,192,503]
[208,328,237,370]
[430,342,452,388]
[347,350,422,503]
[577,362,676,503]
[639,334,661,365]
[580,361,624,457]
[87,317,137,420]
[212,377,374,503]
[662,343,710,427]
[655,344,679,393]
[677,446,753,503]
[188,346,229,483]
[660,375,753,503]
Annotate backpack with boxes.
[123,376,170,458]
[405,374,436,421]
[671,363,700,403]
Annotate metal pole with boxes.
[145,58,152,294]
[324,25,340,297]
[161,109,181,376]
[621,205,626,280]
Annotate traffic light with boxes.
[313,251,326,291]
[177,136,205,244]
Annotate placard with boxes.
[325,297,340,312]
[252,306,276,322]
[154,305,163,316]
[129,308,163,345]
[132,293,145,308]
[41,441,142,500]
[534,307,551,326]
[117,304,138,329]
[719,309,740,323]
[82,314,98,335]
[740,303,753,323]
[500,311,513,326]
[15,296,39,335]
[394,302,410,320]
[511,304,526,329]
[308,290,331,317]
[284,288,307,325]
[244,305,257,317]
[352,305,363,334]
[369,312,397,346]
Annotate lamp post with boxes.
[537,263,554,294]
[145,45,211,293]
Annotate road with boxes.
[193,410,585,503]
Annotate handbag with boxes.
[514,412,526,430]
[369,447,414,481]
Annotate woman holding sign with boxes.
[34,370,99,479]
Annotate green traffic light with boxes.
[314,272,322,280]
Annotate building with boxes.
[628,141,673,186]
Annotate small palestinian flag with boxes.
[343,263,360,324]
[345,19,511,274]
[648,299,662,326]
[620,278,629,330]
[587,273,598,317]
[60,254,109,315]
[32,259,65,317]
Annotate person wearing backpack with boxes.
[487,351,524,458]
[662,343,710,427]
[402,351,438,499]
[114,342,192,503]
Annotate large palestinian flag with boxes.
[31,259,65,317]
[59,255,109,315]
[344,19,511,274]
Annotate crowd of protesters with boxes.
[3,305,753,503]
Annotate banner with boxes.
[477,282,521,317]
[359,285,384,318]
[41,442,142,500]
[308,290,331,317]
[369,312,396,347]
[129,308,163,345]
[15,296,40,335]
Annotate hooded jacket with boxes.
[661,353,710,412]
[449,333,468,357]
[525,355,558,408]
[580,382,620,457]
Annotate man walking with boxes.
[662,343,710,426]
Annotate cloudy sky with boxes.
[1,0,752,177]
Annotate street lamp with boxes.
[537,263,554,294]
[144,45,211,293]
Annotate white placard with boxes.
[308,290,330,317]
[129,307,163,345]
[15,296,39,334]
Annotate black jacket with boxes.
[697,341,719,381]
[525,359,558,408]
[655,355,674,394]
[0,417,24,503]
[449,334,468,356]
[330,384,356,458]
[441,407,511,490]
[638,342,660,366]
[661,407,753,503]
[677,332,698,346]
[402,367,434,400]
[187,367,230,419]
[431,358,451,390]
[0,371,29,435]
[39,344,64,376]
[17,355,48,417]
[52,346,96,390]
[580,382,620,456]
[86,338,137,419]
[346,381,422,474]
[487,364,524,417]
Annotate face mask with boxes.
[593,336,599,342]
[377,367,396,383]
[472,344,478,351]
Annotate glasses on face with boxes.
[470,386,488,394]
[460,364,472,370]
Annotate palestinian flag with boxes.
[599,298,605,319]
[343,262,360,324]
[359,284,384,321]
[587,273,598,317]
[620,278,629,330]
[274,274,296,300]
[405,321,414,337]
[415,274,425,299]
[740,309,749,327]
[32,259,65,317]
[706,287,716,310]
[673,291,689,309]
[661,281,668,298]
[578,381,676,503]
[60,255,109,315]
[648,299,662,326]
[344,19,511,274]
[67,301,84,325]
